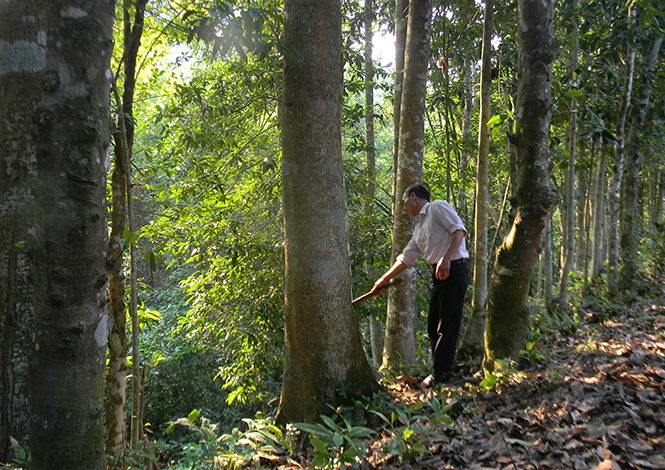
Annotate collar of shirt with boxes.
[419,201,430,217]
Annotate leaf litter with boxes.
[274,283,665,470]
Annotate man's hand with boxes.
[370,277,391,295]
[435,257,451,280]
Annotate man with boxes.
[371,183,469,386]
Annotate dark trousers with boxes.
[428,261,469,379]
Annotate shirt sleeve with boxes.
[432,201,467,235]
[395,229,422,268]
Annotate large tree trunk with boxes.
[277,0,376,424]
[383,0,432,371]
[25,0,115,468]
[620,36,663,287]
[0,1,40,460]
[484,0,559,369]
[458,0,493,360]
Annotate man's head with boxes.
[402,183,429,217]
[404,184,430,201]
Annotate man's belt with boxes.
[450,258,468,266]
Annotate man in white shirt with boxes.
[371,184,469,386]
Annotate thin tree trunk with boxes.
[106,0,149,461]
[383,0,432,370]
[591,148,607,279]
[606,14,636,292]
[544,220,554,310]
[28,1,115,468]
[459,59,475,222]
[363,0,383,368]
[392,0,409,210]
[458,0,493,360]
[277,0,376,424]
[558,0,578,308]
[484,0,559,368]
[620,36,663,287]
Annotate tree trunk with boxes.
[277,0,376,424]
[106,0,148,461]
[606,20,636,292]
[392,0,409,208]
[591,148,607,279]
[544,220,554,310]
[363,0,383,368]
[383,0,432,371]
[620,36,663,287]
[458,0,493,360]
[25,1,115,468]
[484,0,559,369]
[0,1,40,459]
[558,0,579,308]
[458,59,475,222]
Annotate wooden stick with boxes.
[352,278,403,305]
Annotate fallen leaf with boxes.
[591,459,621,470]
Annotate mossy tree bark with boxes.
[383,0,432,371]
[276,0,376,424]
[484,0,559,370]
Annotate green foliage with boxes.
[370,396,455,461]
[293,415,376,469]
[165,411,294,470]
[519,341,546,363]
[481,359,526,392]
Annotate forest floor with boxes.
[277,279,665,470]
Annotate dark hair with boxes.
[404,183,430,201]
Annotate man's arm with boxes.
[435,229,466,281]
[370,260,408,295]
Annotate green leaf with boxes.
[567,88,584,98]
[188,408,201,423]
[123,226,140,245]
[165,422,175,435]
[310,437,328,454]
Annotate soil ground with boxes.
[278,279,665,470]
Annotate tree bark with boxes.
[277,0,376,424]
[363,0,384,368]
[392,0,409,208]
[383,0,432,371]
[484,0,559,369]
[23,0,115,468]
[106,0,148,461]
[620,36,663,287]
[0,1,40,459]
[591,147,607,279]
[458,0,493,360]
[606,11,636,292]
[558,0,579,308]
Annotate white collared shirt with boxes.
[396,200,469,268]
